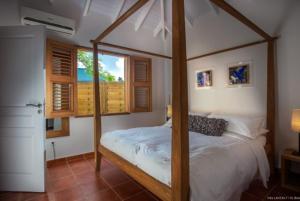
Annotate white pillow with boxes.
[208,113,266,139]
[164,112,209,128]
[163,118,172,128]
[223,128,268,141]
[189,111,210,117]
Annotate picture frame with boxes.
[195,70,213,89]
[227,62,252,87]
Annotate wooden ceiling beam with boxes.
[97,42,172,59]
[210,0,272,40]
[187,38,277,61]
[94,0,149,43]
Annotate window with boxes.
[130,56,152,112]
[76,49,129,116]
[45,39,74,138]
[46,118,70,138]
[45,39,76,118]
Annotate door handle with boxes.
[26,103,43,108]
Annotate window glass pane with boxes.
[77,50,127,115]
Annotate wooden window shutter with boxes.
[130,56,152,112]
[46,40,76,118]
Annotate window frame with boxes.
[46,117,70,139]
[75,46,131,117]
[130,56,152,113]
[46,39,76,119]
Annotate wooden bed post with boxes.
[92,42,102,171]
[267,40,276,172]
[172,0,189,200]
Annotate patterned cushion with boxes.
[188,115,228,136]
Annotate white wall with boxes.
[276,2,300,166]
[0,0,19,26]
[188,43,267,116]
[46,57,167,160]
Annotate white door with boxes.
[0,26,45,192]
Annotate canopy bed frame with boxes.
[91,0,277,200]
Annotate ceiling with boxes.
[15,0,298,55]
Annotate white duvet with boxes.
[101,126,270,201]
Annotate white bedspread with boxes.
[101,126,270,201]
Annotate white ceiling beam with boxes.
[185,16,193,28]
[113,0,126,22]
[135,0,156,31]
[153,21,163,37]
[160,0,166,40]
[83,0,91,16]
[185,12,193,28]
[205,0,219,15]
[165,25,171,34]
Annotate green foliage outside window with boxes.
[77,50,116,82]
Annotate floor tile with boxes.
[47,165,72,181]
[47,175,78,193]
[54,186,85,201]
[75,171,101,185]
[79,179,109,195]
[0,192,22,201]
[266,185,300,200]
[88,158,114,171]
[113,180,143,200]
[6,155,300,201]
[124,191,158,201]
[240,192,261,201]
[100,168,131,187]
[22,193,52,201]
[86,189,121,201]
[143,190,161,201]
[69,159,93,175]
[246,179,276,198]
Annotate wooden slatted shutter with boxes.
[46,40,76,118]
[130,56,152,112]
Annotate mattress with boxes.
[100,126,269,201]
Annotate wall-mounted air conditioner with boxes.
[21,7,75,36]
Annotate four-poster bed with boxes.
[91,0,277,200]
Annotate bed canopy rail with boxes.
[97,42,172,59]
[209,0,272,40]
[91,0,276,200]
[187,37,278,61]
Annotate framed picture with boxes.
[196,70,213,89]
[228,63,251,86]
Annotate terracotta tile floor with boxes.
[1,153,299,201]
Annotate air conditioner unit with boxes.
[21,7,75,36]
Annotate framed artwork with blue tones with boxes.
[196,70,213,89]
[228,63,250,86]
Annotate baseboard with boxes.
[46,152,94,167]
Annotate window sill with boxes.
[75,112,130,118]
